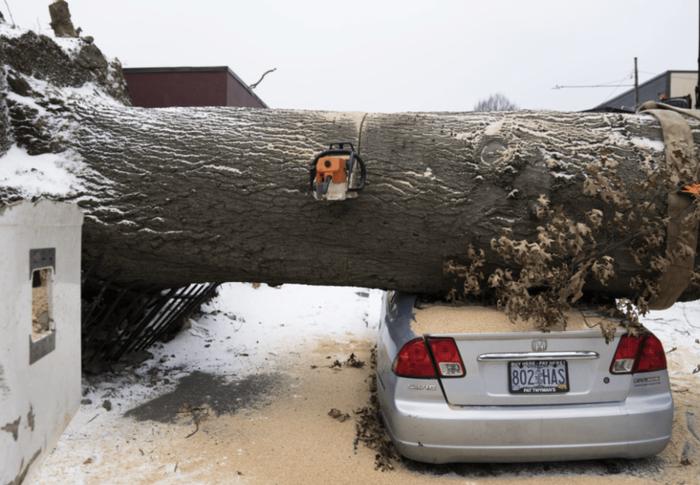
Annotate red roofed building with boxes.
[122,66,267,108]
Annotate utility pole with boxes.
[634,57,639,108]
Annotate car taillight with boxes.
[610,333,667,374]
[634,334,667,373]
[428,337,465,377]
[610,335,641,374]
[393,338,436,378]
[393,337,465,378]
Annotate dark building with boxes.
[122,66,267,108]
[595,70,697,112]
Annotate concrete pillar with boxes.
[0,201,83,484]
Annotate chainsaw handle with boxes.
[329,142,356,152]
[347,153,366,192]
[308,159,318,193]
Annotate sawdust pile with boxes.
[36,331,700,484]
[410,303,618,336]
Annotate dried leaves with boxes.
[444,246,485,297]
[353,348,400,471]
[445,151,692,335]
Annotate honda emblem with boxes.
[531,339,547,352]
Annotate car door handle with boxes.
[477,351,599,361]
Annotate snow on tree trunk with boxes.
[1,22,700,306]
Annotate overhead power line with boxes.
[554,58,642,107]
[552,83,634,90]
[553,71,634,91]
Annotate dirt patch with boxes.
[330,353,366,369]
[328,408,351,422]
[124,371,284,423]
[1,416,21,441]
[345,353,365,368]
[26,405,35,431]
[0,364,8,397]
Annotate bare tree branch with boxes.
[2,0,16,27]
[249,67,277,90]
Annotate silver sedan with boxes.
[376,292,673,463]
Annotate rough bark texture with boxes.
[2,24,700,301]
[65,105,682,296]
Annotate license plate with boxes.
[508,360,569,394]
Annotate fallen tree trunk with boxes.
[2,22,700,305]
[46,106,699,296]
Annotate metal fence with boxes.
[81,276,218,372]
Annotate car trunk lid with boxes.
[412,304,631,406]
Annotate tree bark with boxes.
[2,25,700,301]
[63,105,688,295]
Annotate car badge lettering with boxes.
[408,383,437,391]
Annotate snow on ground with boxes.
[34,283,388,484]
[33,284,700,484]
[641,302,700,372]
[0,22,25,39]
[0,145,84,197]
[160,283,383,375]
[56,283,383,413]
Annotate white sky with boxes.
[5,1,699,112]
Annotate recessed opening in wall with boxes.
[31,267,53,341]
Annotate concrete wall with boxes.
[0,201,83,485]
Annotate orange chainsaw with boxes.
[309,142,366,201]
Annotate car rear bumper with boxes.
[380,391,673,464]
